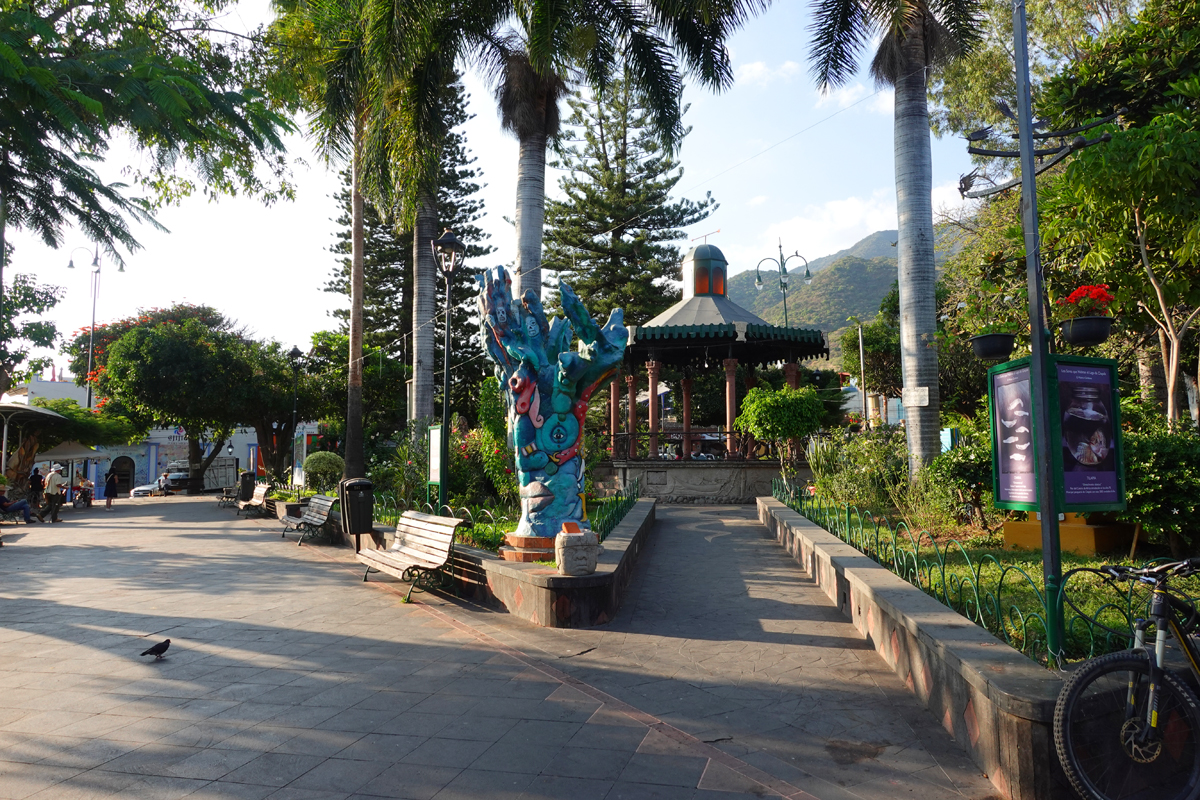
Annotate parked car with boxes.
[130,472,188,497]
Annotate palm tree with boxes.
[493,0,772,299]
[808,0,979,474]
[273,0,373,478]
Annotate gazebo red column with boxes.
[784,360,799,389]
[681,377,693,459]
[647,361,660,458]
[723,358,738,454]
[625,372,637,459]
[609,375,619,456]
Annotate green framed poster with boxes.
[427,424,442,505]
[1048,355,1126,512]
[989,357,1038,511]
[988,355,1125,513]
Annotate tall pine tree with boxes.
[543,79,717,325]
[326,74,492,421]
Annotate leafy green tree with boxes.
[1118,427,1200,557]
[100,320,251,490]
[735,385,826,470]
[1,274,62,394]
[1041,114,1200,426]
[930,0,1135,158]
[0,1,291,331]
[234,341,325,483]
[543,80,717,325]
[808,0,981,474]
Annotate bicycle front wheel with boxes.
[1055,649,1200,800]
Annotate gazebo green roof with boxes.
[627,243,827,367]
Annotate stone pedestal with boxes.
[555,525,602,576]
[1003,513,1142,556]
[500,533,556,562]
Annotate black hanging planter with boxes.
[970,333,1017,361]
[1059,316,1113,347]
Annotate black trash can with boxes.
[238,471,256,502]
[338,478,374,538]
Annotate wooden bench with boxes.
[236,483,270,516]
[281,495,336,546]
[217,487,238,508]
[355,511,465,602]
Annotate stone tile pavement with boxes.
[0,498,1001,800]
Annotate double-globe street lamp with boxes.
[432,229,466,512]
[67,245,122,492]
[288,345,303,484]
[754,240,810,328]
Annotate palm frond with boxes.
[809,0,871,90]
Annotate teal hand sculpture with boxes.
[477,266,628,538]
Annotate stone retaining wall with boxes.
[757,497,1070,800]
[596,462,811,504]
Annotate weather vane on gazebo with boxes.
[691,229,720,244]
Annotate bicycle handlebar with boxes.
[1100,558,1200,582]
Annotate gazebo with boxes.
[608,244,827,462]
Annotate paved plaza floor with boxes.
[0,498,1000,800]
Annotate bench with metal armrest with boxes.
[354,511,464,602]
[236,483,271,516]
[281,495,336,545]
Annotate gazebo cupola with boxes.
[684,244,728,298]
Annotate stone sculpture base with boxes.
[500,534,556,563]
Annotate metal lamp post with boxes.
[754,240,810,328]
[288,345,303,485]
[67,245,123,410]
[432,229,466,512]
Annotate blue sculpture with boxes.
[477,267,628,538]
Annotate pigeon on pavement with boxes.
[140,639,171,659]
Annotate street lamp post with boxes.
[754,240,810,328]
[288,345,303,485]
[432,229,466,513]
[67,245,123,410]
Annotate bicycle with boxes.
[1054,557,1200,800]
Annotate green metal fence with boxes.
[592,478,641,543]
[771,479,1167,664]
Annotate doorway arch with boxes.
[109,456,136,494]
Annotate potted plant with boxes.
[968,322,1020,361]
[1056,284,1115,346]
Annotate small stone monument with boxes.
[555,522,602,576]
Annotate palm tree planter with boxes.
[970,333,1017,361]
[1058,317,1113,347]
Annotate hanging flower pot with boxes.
[1059,316,1114,347]
[970,333,1017,361]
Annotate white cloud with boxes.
[748,195,768,207]
[931,180,969,217]
[814,82,893,115]
[734,60,802,88]
[724,190,898,270]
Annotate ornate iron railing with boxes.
[771,479,1184,664]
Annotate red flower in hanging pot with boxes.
[1057,284,1114,319]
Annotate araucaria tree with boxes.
[807,0,980,474]
[543,79,717,325]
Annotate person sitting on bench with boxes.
[0,485,38,523]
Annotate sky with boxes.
[12,1,975,377]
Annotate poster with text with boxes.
[993,366,1035,505]
[1056,363,1119,504]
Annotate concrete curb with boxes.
[757,497,1070,800]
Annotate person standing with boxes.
[27,467,44,509]
[104,469,119,511]
[38,465,67,523]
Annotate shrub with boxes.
[303,451,345,492]
[1117,427,1200,557]
[809,425,909,511]
[735,385,826,471]
[926,440,994,529]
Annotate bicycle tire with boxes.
[1055,649,1200,800]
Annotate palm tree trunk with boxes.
[412,191,437,421]
[344,132,366,479]
[893,26,940,474]
[513,131,548,299]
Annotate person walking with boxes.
[0,485,39,524]
[104,469,118,511]
[37,465,67,523]
[27,467,44,509]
